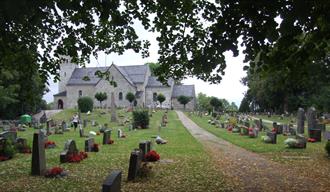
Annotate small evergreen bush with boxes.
[132,110,149,129]
[77,97,94,113]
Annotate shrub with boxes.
[2,140,16,158]
[77,97,93,113]
[325,141,330,157]
[132,110,149,129]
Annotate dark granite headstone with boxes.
[139,141,151,161]
[127,149,143,181]
[309,129,322,142]
[103,130,111,144]
[85,138,95,152]
[60,140,78,163]
[31,133,46,176]
[297,108,305,134]
[102,170,122,192]
[307,107,317,131]
[267,132,277,144]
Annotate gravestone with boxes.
[282,124,289,135]
[139,141,151,161]
[103,130,111,144]
[31,133,46,176]
[307,107,317,130]
[0,131,17,143]
[267,132,277,144]
[15,137,28,153]
[117,129,122,138]
[309,129,322,142]
[60,140,78,163]
[83,119,87,128]
[91,120,96,127]
[61,121,67,132]
[276,125,283,134]
[39,129,48,142]
[110,92,117,122]
[102,170,122,192]
[79,127,86,137]
[297,108,305,134]
[127,149,143,181]
[85,138,95,152]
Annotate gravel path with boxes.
[176,111,320,192]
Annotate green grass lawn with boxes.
[187,113,327,155]
[0,110,231,192]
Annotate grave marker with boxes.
[85,138,95,152]
[297,108,305,134]
[266,132,277,144]
[139,141,151,161]
[31,133,46,176]
[127,149,143,181]
[307,107,317,130]
[0,131,17,143]
[60,140,78,163]
[102,170,122,192]
[103,130,111,144]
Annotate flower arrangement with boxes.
[92,143,99,152]
[107,139,114,144]
[308,138,316,143]
[45,141,56,149]
[45,167,68,178]
[144,150,160,162]
[67,151,88,163]
[0,156,9,161]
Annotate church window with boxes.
[153,92,157,101]
[79,90,82,97]
[119,92,123,100]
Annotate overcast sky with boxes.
[43,20,247,106]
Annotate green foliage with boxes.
[94,92,107,107]
[177,95,192,110]
[132,110,149,129]
[77,97,94,113]
[1,140,16,158]
[157,93,166,106]
[239,94,251,112]
[210,97,222,112]
[326,141,330,157]
[197,93,212,112]
[147,62,160,76]
[125,92,135,104]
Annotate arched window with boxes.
[58,99,64,109]
[153,92,157,101]
[119,92,123,100]
[79,90,82,97]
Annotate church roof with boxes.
[146,76,174,87]
[66,65,147,86]
[53,91,67,97]
[172,85,195,98]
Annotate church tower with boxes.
[58,56,78,92]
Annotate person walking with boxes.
[72,113,79,131]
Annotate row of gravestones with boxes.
[30,132,122,192]
[0,131,31,156]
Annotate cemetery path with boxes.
[176,111,320,192]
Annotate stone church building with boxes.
[53,57,196,110]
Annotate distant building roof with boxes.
[66,65,148,86]
[53,91,67,97]
[172,85,195,98]
[146,76,173,87]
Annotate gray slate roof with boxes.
[66,65,148,86]
[172,85,195,98]
[53,91,67,97]
[146,76,174,87]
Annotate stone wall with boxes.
[95,65,137,108]
[66,85,96,109]
[145,87,172,108]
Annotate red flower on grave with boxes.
[0,155,9,161]
[271,128,276,133]
[144,150,160,162]
[107,139,114,144]
[308,138,316,143]
[45,166,66,178]
[45,141,56,149]
[79,151,88,159]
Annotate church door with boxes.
[58,99,64,109]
